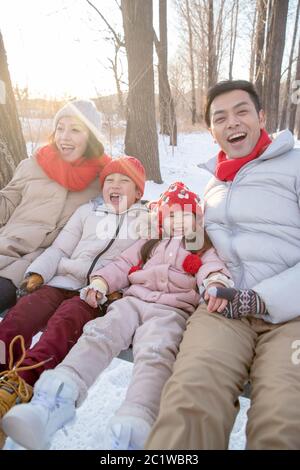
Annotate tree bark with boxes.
[289,38,300,133]
[280,0,300,130]
[186,0,197,124]
[207,0,217,88]
[254,0,268,99]
[249,5,257,82]
[264,0,289,133]
[0,31,27,189]
[154,0,177,145]
[228,0,239,81]
[121,0,162,183]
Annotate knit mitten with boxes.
[207,287,268,319]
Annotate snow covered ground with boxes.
[51,359,250,451]
[4,130,257,450]
[4,358,250,451]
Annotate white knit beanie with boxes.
[53,100,102,142]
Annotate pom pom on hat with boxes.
[128,260,143,275]
[182,254,202,275]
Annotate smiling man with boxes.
[146,80,300,450]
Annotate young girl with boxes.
[2,182,233,450]
[0,157,147,426]
[0,100,110,312]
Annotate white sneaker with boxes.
[104,415,152,450]
[1,370,78,450]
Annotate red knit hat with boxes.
[99,156,146,195]
[151,181,202,218]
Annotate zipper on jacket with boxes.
[86,202,149,285]
[86,213,125,284]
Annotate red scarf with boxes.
[36,145,111,191]
[215,129,272,182]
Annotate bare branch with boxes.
[153,28,160,56]
[85,0,125,47]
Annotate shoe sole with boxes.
[2,413,46,450]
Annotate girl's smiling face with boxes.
[162,209,197,238]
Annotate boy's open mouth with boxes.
[110,193,122,203]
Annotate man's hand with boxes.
[17,273,44,298]
[206,287,268,318]
[85,289,103,308]
[204,282,228,313]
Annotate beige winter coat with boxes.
[0,156,100,286]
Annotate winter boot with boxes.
[0,335,35,448]
[1,369,79,450]
[104,415,152,450]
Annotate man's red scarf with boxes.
[36,145,111,191]
[215,129,272,182]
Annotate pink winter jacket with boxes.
[92,238,231,313]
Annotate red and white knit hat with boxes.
[151,181,202,218]
[99,156,146,195]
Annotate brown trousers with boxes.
[146,304,300,450]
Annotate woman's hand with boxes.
[18,273,44,297]
[204,282,228,313]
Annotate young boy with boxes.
[0,156,147,428]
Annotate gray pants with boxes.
[57,296,189,425]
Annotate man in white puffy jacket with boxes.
[147,80,300,450]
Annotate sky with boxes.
[0,0,295,100]
[0,0,123,99]
[0,0,180,100]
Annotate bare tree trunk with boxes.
[296,107,300,139]
[154,0,177,145]
[215,0,226,79]
[228,0,239,80]
[186,0,197,124]
[264,0,289,133]
[280,0,300,130]
[208,0,217,87]
[289,38,300,133]
[121,0,162,183]
[108,42,125,119]
[249,5,257,82]
[0,31,27,189]
[254,0,268,99]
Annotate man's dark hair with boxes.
[204,80,262,127]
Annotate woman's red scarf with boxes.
[36,145,111,191]
[215,129,272,182]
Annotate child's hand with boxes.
[204,282,228,313]
[85,289,103,308]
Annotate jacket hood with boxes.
[92,199,149,215]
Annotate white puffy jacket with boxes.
[26,199,149,291]
[199,130,300,323]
